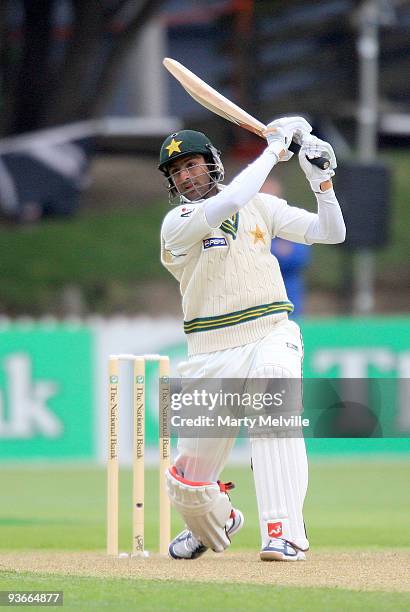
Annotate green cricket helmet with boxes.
[158,130,224,201]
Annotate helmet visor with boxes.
[168,160,221,202]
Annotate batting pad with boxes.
[165,466,233,552]
[251,436,309,551]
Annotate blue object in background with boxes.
[271,238,311,316]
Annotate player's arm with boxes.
[203,117,311,227]
[267,135,346,245]
[300,135,345,244]
[161,204,212,256]
[162,142,286,256]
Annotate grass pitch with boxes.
[0,460,409,610]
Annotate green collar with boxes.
[220,212,239,239]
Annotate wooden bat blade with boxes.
[163,57,266,138]
[163,58,330,170]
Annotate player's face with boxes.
[168,154,217,201]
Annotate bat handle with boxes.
[288,140,330,171]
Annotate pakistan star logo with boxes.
[249,224,266,244]
[166,138,182,156]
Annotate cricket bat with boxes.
[163,57,329,170]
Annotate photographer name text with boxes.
[171,415,309,429]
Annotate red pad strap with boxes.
[168,467,236,493]
[218,481,235,493]
[168,465,212,487]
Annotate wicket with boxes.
[107,353,171,557]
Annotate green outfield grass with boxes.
[0,573,409,612]
[0,149,409,313]
[1,461,410,551]
[1,460,409,610]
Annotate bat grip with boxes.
[288,140,330,171]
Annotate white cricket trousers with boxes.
[174,318,309,550]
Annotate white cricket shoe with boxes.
[260,538,307,561]
[168,508,244,560]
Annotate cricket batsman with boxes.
[158,117,346,560]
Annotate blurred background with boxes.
[0,0,409,466]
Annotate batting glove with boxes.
[264,116,312,162]
[299,134,337,192]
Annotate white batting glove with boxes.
[299,134,337,192]
[264,116,312,162]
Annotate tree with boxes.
[0,0,165,136]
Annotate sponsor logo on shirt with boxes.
[180,207,194,217]
[203,237,228,249]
